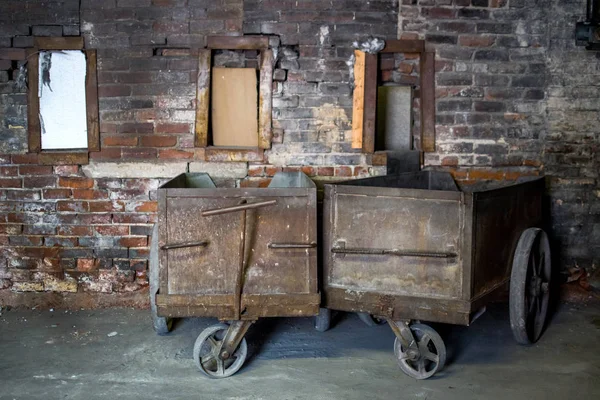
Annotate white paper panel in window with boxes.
[39,50,88,150]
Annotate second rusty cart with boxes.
[150,172,319,378]
[319,171,551,379]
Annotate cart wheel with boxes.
[314,308,331,332]
[394,323,446,380]
[510,228,552,345]
[149,224,173,336]
[193,323,248,379]
[357,312,387,327]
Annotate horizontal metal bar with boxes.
[201,199,277,216]
[161,240,209,250]
[331,247,456,259]
[268,242,317,249]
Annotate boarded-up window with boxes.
[376,85,413,151]
[38,50,88,150]
[211,67,258,148]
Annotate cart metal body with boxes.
[322,171,545,326]
[155,172,320,321]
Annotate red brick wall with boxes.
[0,0,598,305]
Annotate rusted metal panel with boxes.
[165,196,243,295]
[469,177,545,299]
[157,172,319,320]
[157,188,169,295]
[322,172,546,327]
[327,186,464,300]
[324,287,470,326]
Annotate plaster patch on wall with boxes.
[315,103,350,143]
[39,50,88,150]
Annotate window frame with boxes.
[27,37,99,165]
[351,39,436,154]
[194,36,273,156]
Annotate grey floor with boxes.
[0,302,599,400]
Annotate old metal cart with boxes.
[319,171,551,379]
[149,172,319,378]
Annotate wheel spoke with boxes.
[536,252,545,278]
[420,333,431,346]
[422,350,439,364]
[417,359,426,375]
[201,353,216,364]
[207,336,219,349]
[216,358,225,376]
[528,294,538,315]
[532,250,539,277]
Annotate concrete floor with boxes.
[0,302,599,400]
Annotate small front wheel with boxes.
[193,324,248,378]
[394,323,446,380]
[314,308,331,332]
[357,312,387,327]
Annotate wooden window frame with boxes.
[352,39,436,154]
[27,37,99,165]
[195,36,273,158]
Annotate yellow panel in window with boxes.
[211,67,258,148]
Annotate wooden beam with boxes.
[194,49,211,147]
[85,50,100,152]
[27,50,41,153]
[38,152,89,165]
[258,49,274,149]
[362,53,378,154]
[420,51,436,152]
[207,36,269,50]
[351,50,366,149]
[34,37,84,50]
[380,39,425,54]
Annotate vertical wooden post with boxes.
[195,49,211,147]
[258,49,274,149]
[362,53,378,154]
[27,50,41,153]
[420,51,436,152]
[352,50,366,149]
[85,50,100,152]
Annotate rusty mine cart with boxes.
[149,172,319,378]
[317,171,551,379]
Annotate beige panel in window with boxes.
[211,67,258,147]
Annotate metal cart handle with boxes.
[201,199,277,217]
[268,242,317,249]
[161,240,209,250]
[331,247,456,259]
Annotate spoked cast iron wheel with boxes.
[510,228,552,345]
[193,323,248,378]
[393,323,446,380]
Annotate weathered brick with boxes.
[140,135,178,147]
[58,177,95,189]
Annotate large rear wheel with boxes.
[510,228,552,344]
